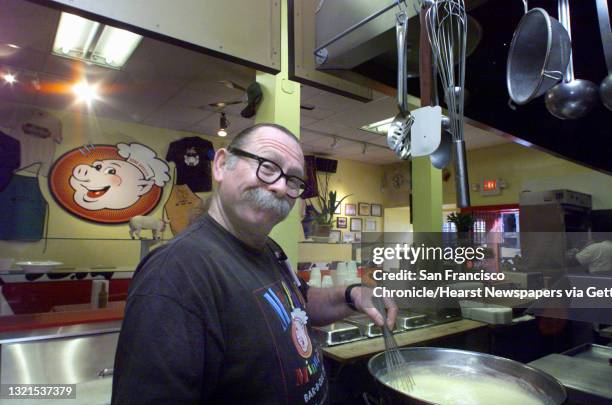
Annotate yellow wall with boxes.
[443,142,612,209]
[298,243,352,262]
[381,161,411,208]
[0,100,226,269]
[383,207,412,232]
[312,158,385,234]
[298,158,385,263]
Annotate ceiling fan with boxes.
[202,80,315,118]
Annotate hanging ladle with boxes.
[596,0,612,111]
[545,0,599,119]
[387,10,414,160]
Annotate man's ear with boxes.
[212,148,229,182]
[135,179,154,196]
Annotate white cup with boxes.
[321,275,333,288]
[347,261,358,276]
[309,268,321,287]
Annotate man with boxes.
[571,234,612,274]
[111,123,396,404]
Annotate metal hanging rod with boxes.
[314,0,408,55]
[301,127,389,150]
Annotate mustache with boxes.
[244,188,292,218]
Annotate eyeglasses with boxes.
[227,146,308,199]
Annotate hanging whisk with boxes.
[373,296,414,392]
[426,0,471,207]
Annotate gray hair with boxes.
[225,123,299,170]
[229,123,299,150]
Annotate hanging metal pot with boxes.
[544,0,599,119]
[506,6,571,105]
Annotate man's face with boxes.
[215,127,305,233]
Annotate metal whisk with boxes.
[373,296,414,392]
[426,0,471,207]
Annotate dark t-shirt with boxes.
[166,137,214,192]
[111,214,329,405]
[0,130,20,191]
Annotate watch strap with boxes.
[344,283,361,311]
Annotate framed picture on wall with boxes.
[345,204,356,216]
[353,232,362,243]
[334,204,342,214]
[358,202,370,216]
[350,217,362,231]
[329,230,341,243]
[343,232,354,243]
[371,203,382,217]
[365,219,377,232]
[336,217,347,228]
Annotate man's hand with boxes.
[350,286,398,330]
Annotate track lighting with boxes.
[217,112,229,137]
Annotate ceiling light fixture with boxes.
[72,80,98,105]
[53,12,143,69]
[217,112,229,137]
[360,117,394,135]
[330,136,338,149]
[2,73,16,84]
[6,43,20,49]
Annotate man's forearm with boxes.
[306,286,355,326]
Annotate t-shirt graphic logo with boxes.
[290,308,312,359]
[257,280,327,402]
[184,147,200,167]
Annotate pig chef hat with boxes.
[117,143,170,187]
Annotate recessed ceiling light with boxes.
[53,12,142,69]
[72,81,98,104]
[2,73,17,84]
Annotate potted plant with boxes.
[446,212,474,233]
[446,212,475,253]
[311,172,352,239]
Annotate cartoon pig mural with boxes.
[69,143,170,211]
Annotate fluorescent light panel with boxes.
[360,117,394,135]
[53,12,142,69]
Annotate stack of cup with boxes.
[334,262,348,285]
[321,275,333,288]
[309,267,321,287]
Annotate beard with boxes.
[243,188,292,219]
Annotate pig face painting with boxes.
[290,308,312,359]
[49,143,171,224]
[70,159,156,210]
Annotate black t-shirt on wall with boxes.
[111,214,329,405]
[166,137,215,192]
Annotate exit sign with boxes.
[481,178,501,196]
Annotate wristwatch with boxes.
[344,283,361,311]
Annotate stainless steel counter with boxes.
[0,321,120,405]
[529,344,612,404]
